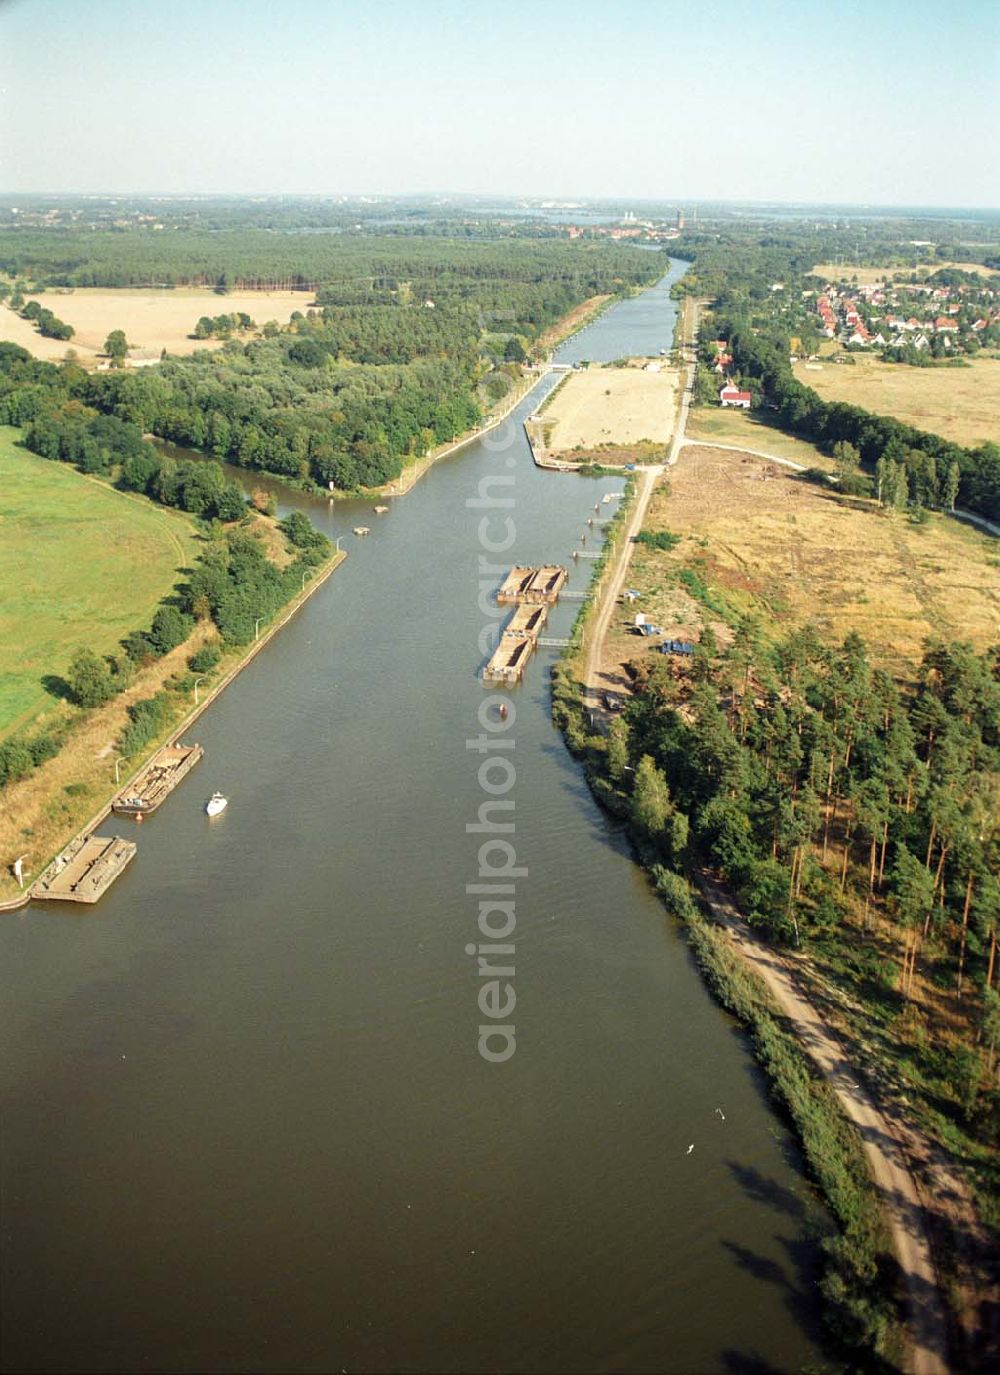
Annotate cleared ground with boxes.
[0,430,199,740]
[811,261,1000,284]
[793,352,1000,448]
[0,287,308,363]
[597,446,1000,687]
[544,364,679,454]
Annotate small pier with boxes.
[496,565,568,605]
[484,566,570,683]
[34,834,136,905]
[112,742,203,817]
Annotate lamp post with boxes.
[114,755,132,786]
[194,675,207,705]
[254,616,263,642]
[335,535,344,553]
[301,570,309,591]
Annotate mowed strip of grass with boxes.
[0,428,199,740]
[686,406,837,470]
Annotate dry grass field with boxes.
[544,364,679,453]
[0,287,308,363]
[793,353,1000,448]
[599,446,1000,686]
[811,261,1000,284]
[686,407,836,469]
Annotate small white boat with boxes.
[205,792,228,817]
[373,505,389,514]
[353,526,370,536]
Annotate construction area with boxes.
[112,742,203,817]
[485,566,569,683]
[33,834,137,904]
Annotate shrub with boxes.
[149,605,193,655]
[188,644,221,674]
[635,529,681,551]
[119,692,173,755]
[67,647,117,708]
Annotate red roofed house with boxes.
[719,384,752,409]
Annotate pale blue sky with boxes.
[1,0,997,205]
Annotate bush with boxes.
[635,529,681,551]
[0,725,67,787]
[280,510,330,557]
[121,629,156,663]
[188,643,221,674]
[149,605,193,655]
[119,692,173,755]
[651,865,699,920]
[67,647,118,708]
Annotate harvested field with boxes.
[0,287,308,363]
[598,445,1000,686]
[811,261,1000,285]
[793,352,1000,448]
[543,364,679,455]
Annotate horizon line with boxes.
[1,191,999,215]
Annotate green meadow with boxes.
[0,428,199,740]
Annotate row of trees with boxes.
[191,312,255,340]
[18,298,74,340]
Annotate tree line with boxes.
[0,238,663,493]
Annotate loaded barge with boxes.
[484,566,568,683]
[112,743,203,817]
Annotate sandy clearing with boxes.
[545,364,679,453]
[0,288,309,362]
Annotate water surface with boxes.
[0,264,831,1373]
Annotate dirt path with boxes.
[581,462,662,707]
[681,436,808,471]
[697,875,951,1375]
[579,304,697,706]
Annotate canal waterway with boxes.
[0,261,833,1373]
